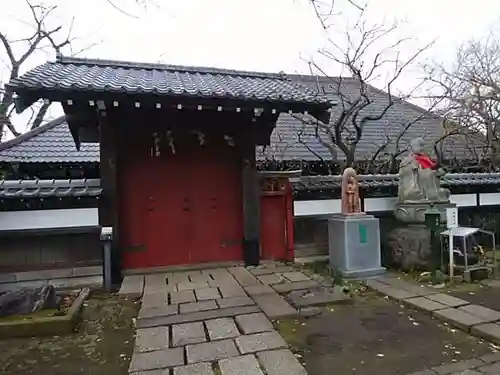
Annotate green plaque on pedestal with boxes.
[359,224,368,244]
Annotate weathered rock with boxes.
[0,283,57,317]
[297,307,322,318]
[386,225,431,271]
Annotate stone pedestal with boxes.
[328,214,385,279]
[386,225,431,271]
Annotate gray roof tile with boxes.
[0,117,98,163]
[0,179,102,198]
[8,56,331,106]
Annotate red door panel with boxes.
[260,195,287,261]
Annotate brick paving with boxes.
[365,274,500,375]
[119,263,347,374]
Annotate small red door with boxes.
[260,195,288,260]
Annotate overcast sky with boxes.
[1,0,500,135]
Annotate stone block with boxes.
[250,266,294,276]
[403,297,448,313]
[167,273,191,284]
[281,272,310,282]
[171,290,196,304]
[219,355,264,375]
[235,313,274,334]
[138,305,261,329]
[433,308,485,331]
[180,300,218,314]
[128,347,184,373]
[138,304,179,320]
[479,352,500,363]
[172,322,206,346]
[205,318,240,340]
[216,296,254,309]
[178,281,210,291]
[253,293,296,319]
[186,339,239,364]
[256,349,307,375]
[257,274,285,285]
[244,285,275,296]
[287,287,350,308]
[426,294,469,308]
[228,267,260,286]
[431,358,484,374]
[142,292,169,307]
[135,327,169,352]
[458,304,500,323]
[188,272,211,284]
[195,288,221,301]
[365,279,416,299]
[118,275,144,297]
[235,332,287,354]
[173,363,214,375]
[478,361,500,374]
[219,284,247,298]
[378,276,437,296]
[471,323,500,345]
[272,281,319,294]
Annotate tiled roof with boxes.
[0,117,99,163]
[8,56,332,108]
[0,179,102,198]
[292,173,500,191]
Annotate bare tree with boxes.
[104,0,163,19]
[299,1,434,168]
[0,0,91,138]
[423,28,499,163]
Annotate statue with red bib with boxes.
[397,138,450,202]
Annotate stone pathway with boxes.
[366,274,500,375]
[118,264,348,374]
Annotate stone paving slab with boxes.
[252,293,297,319]
[478,361,500,374]
[431,358,484,374]
[219,354,264,375]
[186,339,239,364]
[188,272,212,284]
[173,362,214,375]
[118,275,144,298]
[272,280,320,294]
[457,305,500,323]
[128,347,184,373]
[177,281,210,291]
[402,297,449,313]
[426,294,470,308]
[172,322,207,346]
[377,276,438,296]
[218,284,248,298]
[138,305,261,328]
[287,287,350,308]
[171,290,197,304]
[235,331,287,354]
[256,274,285,285]
[365,279,417,299]
[235,313,274,334]
[205,317,240,340]
[138,304,179,320]
[194,287,221,301]
[433,308,486,331]
[249,266,294,276]
[228,267,260,286]
[282,272,311,282]
[167,273,191,284]
[479,352,500,364]
[216,296,254,309]
[256,349,307,375]
[244,285,276,296]
[471,323,500,345]
[130,368,170,375]
[135,327,169,352]
[180,300,218,314]
[142,292,169,307]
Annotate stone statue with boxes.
[341,167,362,215]
[397,138,449,202]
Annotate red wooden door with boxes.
[260,195,288,260]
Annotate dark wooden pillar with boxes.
[241,127,260,266]
[97,101,120,283]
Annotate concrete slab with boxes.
[256,349,307,375]
[479,352,500,364]
[171,290,196,304]
[471,323,500,345]
[118,275,144,298]
[172,322,207,346]
[180,300,218,314]
[128,347,184,373]
[135,327,170,353]
[173,362,214,375]
[281,272,311,282]
[253,293,296,319]
[188,273,211,284]
[216,296,254,309]
[177,281,210,291]
[186,339,239,364]
[272,280,320,294]
[137,305,261,329]
[256,274,285,285]
[235,313,274,334]
[205,317,240,340]
[431,358,484,374]
[478,361,500,374]
[365,279,416,300]
[218,284,248,298]
[426,294,470,308]
[458,305,500,323]
[403,297,449,313]
[377,276,438,296]
[194,287,221,301]
[219,354,264,375]
[433,308,486,331]
[235,332,287,354]
[244,285,276,296]
[142,292,169,307]
[250,266,294,276]
[228,267,260,286]
[287,287,350,308]
[138,304,179,320]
